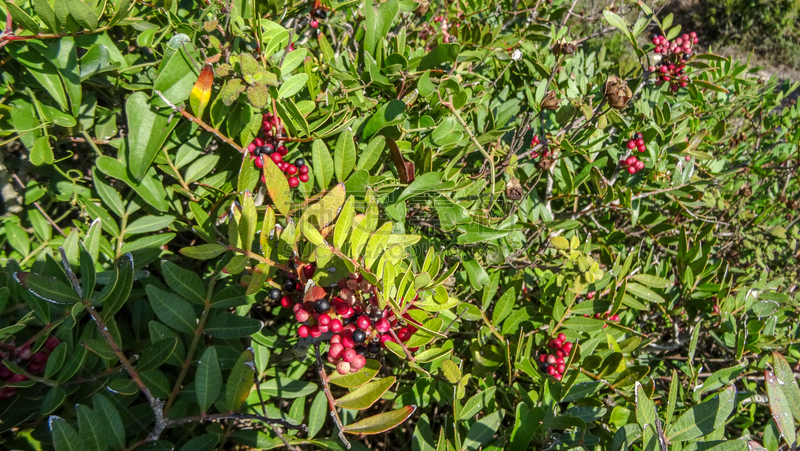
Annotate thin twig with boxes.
[313,343,351,449]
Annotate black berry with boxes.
[314,8,327,19]
[352,329,366,344]
[635,133,643,140]
[314,299,330,313]
[355,345,367,356]
[295,158,305,167]
[283,279,297,292]
[253,147,262,156]
[368,343,380,354]
[268,288,281,301]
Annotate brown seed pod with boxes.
[604,76,632,109]
[541,90,560,110]
[505,177,524,201]
[552,39,577,55]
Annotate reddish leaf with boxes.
[190,65,214,119]
[343,406,416,435]
[387,137,414,183]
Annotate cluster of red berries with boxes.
[539,333,573,380]
[584,311,621,328]
[0,337,60,399]
[648,32,699,92]
[247,113,310,188]
[620,155,645,174]
[285,270,418,375]
[433,16,446,22]
[626,132,647,153]
[529,135,551,159]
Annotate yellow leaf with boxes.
[190,65,214,119]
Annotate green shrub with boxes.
[0,0,799,450]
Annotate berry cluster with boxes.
[282,269,418,375]
[584,311,621,328]
[529,135,551,159]
[626,132,647,153]
[246,113,310,188]
[648,32,699,92]
[620,155,645,174]
[0,337,60,399]
[538,333,573,380]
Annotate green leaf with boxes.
[771,353,800,422]
[137,337,178,371]
[66,0,98,31]
[92,394,125,451]
[312,139,334,191]
[363,0,399,56]
[78,242,95,300]
[307,391,327,439]
[463,410,503,450]
[510,403,535,451]
[551,236,570,250]
[180,244,228,260]
[7,43,69,111]
[5,222,30,256]
[125,215,176,235]
[220,349,255,412]
[97,254,135,319]
[765,370,797,447]
[196,346,222,413]
[692,80,731,94]
[335,377,395,410]
[204,313,262,338]
[40,386,66,415]
[50,416,81,451]
[278,73,308,98]
[95,156,169,212]
[363,100,405,138]
[666,386,736,442]
[343,406,416,435]
[125,92,179,181]
[357,135,386,172]
[77,405,110,451]
[44,342,67,378]
[334,129,357,182]
[146,285,197,334]
[162,262,206,304]
[6,2,40,34]
[491,288,516,325]
[258,376,318,398]
[626,283,665,303]
[632,274,672,289]
[33,0,59,32]
[301,219,327,247]
[333,196,355,249]
[603,10,628,35]
[329,359,380,388]
[417,44,461,71]
[262,158,291,218]
[14,272,82,304]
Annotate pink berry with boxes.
[341,335,355,349]
[556,363,566,373]
[635,160,645,170]
[375,318,390,333]
[685,155,691,161]
[627,140,636,150]
[626,156,637,166]
[350,354,366,370]
[329,343,344,359]
[330,319,343,333]
[310,20,319,28]
[337,361,351,375]
[254,137,265,146]
[343,349,356,362]
[557,333,566,341]
[539,354,548,363]
[638,144,646,153]
[318,314,331,326]
[380,334,395,347]
[356,315,371,330]
[330,334,341,344]
[627,166,637,174]
[248,142,257,152]
[295,309,309,322]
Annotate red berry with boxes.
[547,366,557,376]
[32,352,48,365]
[299,165,309,175]
[318,314,331,326]
[627,166,637,174]
[556,363,566,373]
[627,140,636,150]
[375,318,390,333]
[270,153,282,164]
[329,343,344,359]
[557,333,566,341]
[635,160,645,170]
[299,174,309,183]
[330,319,343,333]
[547,355,557,365]
[556,357,565,364]
[563,342,573,352]
[310,325,322,338]
[254,156,264,168]
[286,165,298,175]
[341,335,355,349]
[539,354,548,363]
[248,142,257,152]
[587,292,595,299]
[343,348,356,362]
[554,372,562,380]
[397,327,411,341]
[295,309,309,322]
[626,156,637,166]
[8,373,26,383]
[277,145,288,155]
[350,354,366,370]
[254,137,265,146]
[685,155,691,161]
[356,315,371,330]
[671,84,679,92]
[330,334,341,344]
[280,296,292,308]
[680,81,688,88]
[288,177,300,188]
[262,121,272,132]
[660,65,668,73]
[556,349,566,358]
[638,144,646,153]
[303,264,315,278]
[380,334,395,347]
[310,20,319,28]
